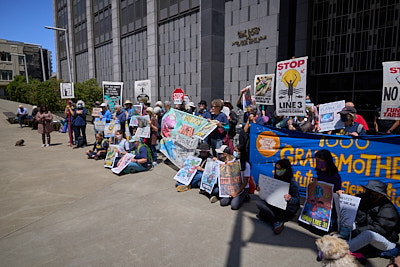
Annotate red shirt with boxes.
[355,114,369,131]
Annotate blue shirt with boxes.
[17,107,28,115]
[101,109,112,123]
[134,145,148,168]
[339,122,366,136]
[196,110,211,119]
[115,111,126,125]
[73,108,87,126]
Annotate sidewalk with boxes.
[0,99,385,266]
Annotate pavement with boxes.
[0,99,387,266]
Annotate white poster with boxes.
[381,62,400,120]
[254,74,275,105]
[112,153,135,174]
[333,194,361,229]
[60,82,74,99]
[134,79,151,104]
[318,100,346,132]
[275,57,308,116]
[200,158,221,194]
[173,156,202,186]
[258,174,290,210]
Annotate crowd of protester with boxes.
[14,92,400,265]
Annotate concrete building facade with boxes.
[0,39,52,97]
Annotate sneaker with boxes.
[152,161,158,166]
[381,247,399,258]
[273,221,284,235]
[210,196,218,203]
[46,144,50,147]
[41,144,46,148]
[176,185,191,192]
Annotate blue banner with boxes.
[249,125,400,212]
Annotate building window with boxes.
[0,52,11,62]
[1,70,13,80]
[93,0,112,45]
[56,0,68,59]
[158,0,199,22]
[73,0,88,52]
[120,0,147,35]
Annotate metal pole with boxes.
[39,46,46,81]
[64,30,73,83]
[23,55,29,83]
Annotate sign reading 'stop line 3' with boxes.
[275,57,308,116]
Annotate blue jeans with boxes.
[150,144,157,163]
[177,171,203,188]
[220,188,249,210]
[349,230,396,252]
[125,162,147,173]
[18,114,27,127]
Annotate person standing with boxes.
[208,99,230,155]
[73,100,88,147]
[114,105,126,134]
[31,105,39,130]
[17,104,29,128]
[146,107,159,166]
[36,104,53,147]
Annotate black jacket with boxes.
[353,193,399,243]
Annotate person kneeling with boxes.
[86,133,108,160]
[256,159,300,235]
[123,136,150,174]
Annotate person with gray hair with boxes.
[164,101,172,113]
[73,100,88,147]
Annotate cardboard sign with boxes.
[91,107,102,117]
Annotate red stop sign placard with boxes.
[172,88,184,104]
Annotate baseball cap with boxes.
[338,106,357,115]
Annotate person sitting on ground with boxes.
[86,132,108,160]
[112,130,130,166]
[176,143,212,192]
[345,102,369,131]
[122,135,150,174]
[374,107,400,134]
[31,105,39,130]
[196,100,211,119]
[256,158,300,234]
[99,103,112,123]
[348,180,400,259]
[17,104,29,128]
[218,145,250,210]
[337,106,366,136]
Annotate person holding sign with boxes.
[208,99,230,156]
[99,103,112,123]
[219,145,250,210]
[256,159,300,235]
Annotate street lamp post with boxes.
[10,53,28,83]
[25,43,46,81]
[45,26,73,147]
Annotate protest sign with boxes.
[254,74,275,105]
[94,118,106,132]
[173,156,202,185]
[381,62,400,120]
[173,88,184,104]
[334,193,361,230]
[104,145,118,168]
[160,109,210,167]
[219,161,242,198]
[299,181,333,231]
[258,174,290,210]
[242,85,252,111]
[104,120,120,138]
[132,105,142,116]
[103,81,123,113]
[318,100,345,132]
[133,115,150,138]
[125,121,131,141]
[91,107,102,117]
[194,122,217,140]
[134,79,151,103]
[200,158,221,194]
[60,83,74,99]
[129,116,139,126]
[112,153,135,174]
[249,124,400,213]
[275,57,308,116]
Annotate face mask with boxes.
[116,135,122,140]
[306,99,311,103]
[316,161,327,170]
[77,104,82,108]
[275,169,286,177]
[340,115,348,122]
[233,151,240,158]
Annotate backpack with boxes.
[134,143,153,166]
[76,136,85,148]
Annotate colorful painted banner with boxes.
[242,85,252,111]
[254,74,275,105]
[104,145,119,168]
[104,120,120,138]
[381,62,400,120]
[219,161,242,198]
[103,81,123,113]
[194,122,217,140]
[112,153,135,174]
[200,158,221,194]
[94,118,106,132]
[258,174,290,210]
[160,109,216,167]
[318,100,345,132]
[134,79,151,103]
[249,124,400,213]
[132,105,143,116]
[173,156,202,185]
[275,57,308,116]
[299,181,333,231]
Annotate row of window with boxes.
[0,52,11,62]
[159,0,199,22]
[1,70,13,81]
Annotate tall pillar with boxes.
[147,0,159,103]
[111,0,121,82]
[86,0,96,79]
[200,0,225,103]
[66,0,75,82]
[53,0,61,80]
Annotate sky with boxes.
[1,0,57,72]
